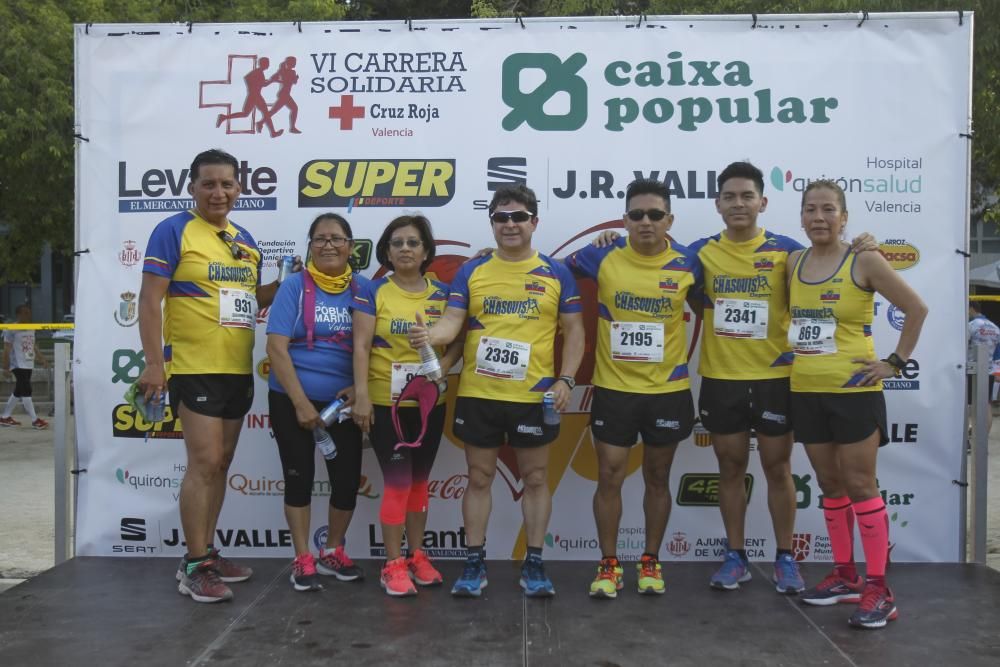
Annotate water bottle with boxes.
[542,391,560,425]
[318,397,346,426]
[418,341,444,383]
[314,426,337,460]
[277,255,294,283]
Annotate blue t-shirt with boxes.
[266,271,369,402]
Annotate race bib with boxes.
[390,362,421,401]
[218,288,257,329]
[475,336,531,381]
[610,321,663,362]
[714,298,769,340]
[789,318,837,355]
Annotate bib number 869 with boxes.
[798,325,822,341]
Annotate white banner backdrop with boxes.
[74,14,972,562]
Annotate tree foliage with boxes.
[0,0,996,282]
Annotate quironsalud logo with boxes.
[770,167,793,191]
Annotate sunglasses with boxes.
[217,231,246,260]
[490,210,534,224]
[311,236,351,248]
[389,238,423,249]
[625,208,670,222]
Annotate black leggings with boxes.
[268,390,363,510]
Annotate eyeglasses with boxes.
[311,236,351,248]
[389,238,423,249]
[625,208,670,222]
[217,231,245,260]
[490,210,534,224]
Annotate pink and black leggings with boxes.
[370,404,445,525]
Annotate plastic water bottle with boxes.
[318,397,346,426]
[542,391,560,425]
[277,255,294,283]
[418,342,444,383]
[314,426,337,460]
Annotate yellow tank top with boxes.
[789,249,879,393]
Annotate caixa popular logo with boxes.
[117,160,277,214]
[501,51,839,133]
[298,159,455,209]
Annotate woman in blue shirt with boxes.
[267,213,370,592]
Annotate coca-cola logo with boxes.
[427,474,468,500]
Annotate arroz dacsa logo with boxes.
[298,159,455,209]
[878,239,920,271]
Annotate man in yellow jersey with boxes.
[408,184,585,598]
[688,162,807,593]
[566,178,700,599]
[138,149,284,603]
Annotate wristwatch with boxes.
[557,375,577,390]
[883,353,907,378]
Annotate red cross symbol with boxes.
[328,95,365,130]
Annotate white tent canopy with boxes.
[970,260,1000,288]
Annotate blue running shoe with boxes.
[520,555,555,598]
[848,584,898,629]
[710,549,751,590]
[773,553,805,594]
[451,555,488,597]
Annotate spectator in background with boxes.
[0,304,49,429]
[968,300,1000,433]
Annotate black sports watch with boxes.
[557,375,577,390]
[883,353,907,378]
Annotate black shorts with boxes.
[590,386,694,447]
[966,375,997,405]
[698,377,791,436]
[168,373,254,420]
[12,369,32,397]
[453,397,558,449]
[790,391,889,446]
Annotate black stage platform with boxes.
[1,558,998,666]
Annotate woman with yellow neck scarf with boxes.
[266,213,369,592]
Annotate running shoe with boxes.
[209,547,253,582]
[407,548,443,586]
[773,553,805,594]
[290,553,323,592]
[177,559,233,603]
[520,555,555,598]
[799,570,865,606]
[381,557,417,597]
[451,554,488,597]
[0,417,20,427]
[316,545,364,581]
[637,554,665,595]
[31,418,49,430]
[710,549,751,590]
[848,583,898,629]
[588,557,623,599]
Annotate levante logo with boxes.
[501,51,839,133]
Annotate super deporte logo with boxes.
[118,160,277,214]
[501,51,839,133]
[298,159,455,208]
